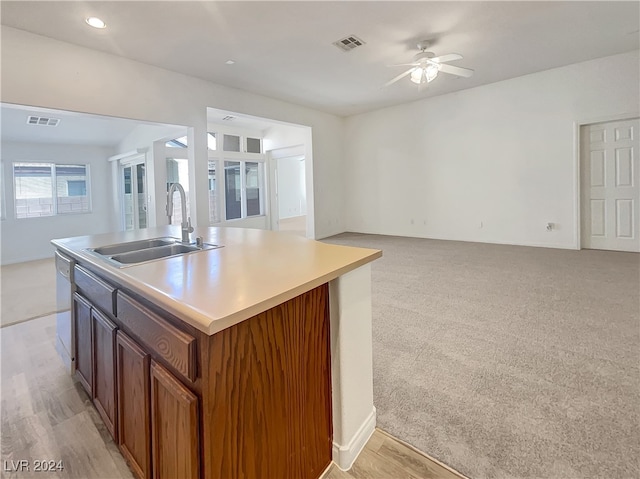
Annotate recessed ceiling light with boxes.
[225,60,235,65]
[85,17,106,29]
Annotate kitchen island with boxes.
[52,226,381,479]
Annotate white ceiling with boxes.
[1,104,139,146]
[1,1,639,117]
[0,103,182,147]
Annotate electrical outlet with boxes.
[546,222,554,231]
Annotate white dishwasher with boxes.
[55,251,75,374]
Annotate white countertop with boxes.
[52,227,381,335]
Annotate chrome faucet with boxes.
[166,183,194,244]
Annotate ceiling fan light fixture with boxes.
[410,68,425,84]
[410,63,439,85]
[385,44,472,88]
[425,63,439,82]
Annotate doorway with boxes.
[580,118,639,252]
[268,146,307,237]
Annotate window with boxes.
[223,160,264,220]
[223,134,241,152]
[67,180,86,196]
[245,162,262,216]
[224,161,241,220]
[13,162,90,218]
[207,133,217,151]
[0,163,5,220]
[246,137,262,154]
[166,136,188,148]
[208,129,265,223]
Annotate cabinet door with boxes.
[150,360,199,479]
[117,331,151,479]
[92,308,118,441]
[73,293,92,395]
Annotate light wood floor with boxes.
[278,214,307,236]
[323,429,464,479]
[1,314,464,479]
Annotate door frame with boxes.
[573,111,639,250]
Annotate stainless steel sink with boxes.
[111,243,203,264]
[93,237,177,255]
[86,237,221,267]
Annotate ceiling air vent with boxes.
[333,35,366,52]
[27,116,60,127]
[222,115,235,121]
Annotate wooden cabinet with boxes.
[150,361,199,479]
[73,278,201,479]
[73,293,92,395]
[204,284,331,479]
[67,258,331,479]
[75,265,117,316]
[74,289,119,440]
[116,332,199,479]
[116,331,152,479]
[92,308,118,441]
[116,292,197,382]
[73,265,116,401]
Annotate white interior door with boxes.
[581,118,640,252]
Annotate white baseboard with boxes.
[332,407,376,471]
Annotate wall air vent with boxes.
[27,116,60,127]
[333,35,366,52]
[222,116,235,121]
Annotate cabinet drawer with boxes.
[116,292,197,382]
[75,265,117,316]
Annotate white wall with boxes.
[345,51,640,249]
[0,27,346,240]
[1,142,115,264]
[264,123,308,152]
[277,156,306,219]
[264,123,314,236]
[118,124,188,153]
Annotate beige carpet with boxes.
[323,233,640,479]
[1,258,58,327]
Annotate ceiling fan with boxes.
[385,41,474,87]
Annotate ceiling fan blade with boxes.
[438,63,474,78]
[384,68,415,87]
[387,62,419,67]
[430,53,462,63]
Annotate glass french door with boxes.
[122,161,147,230]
